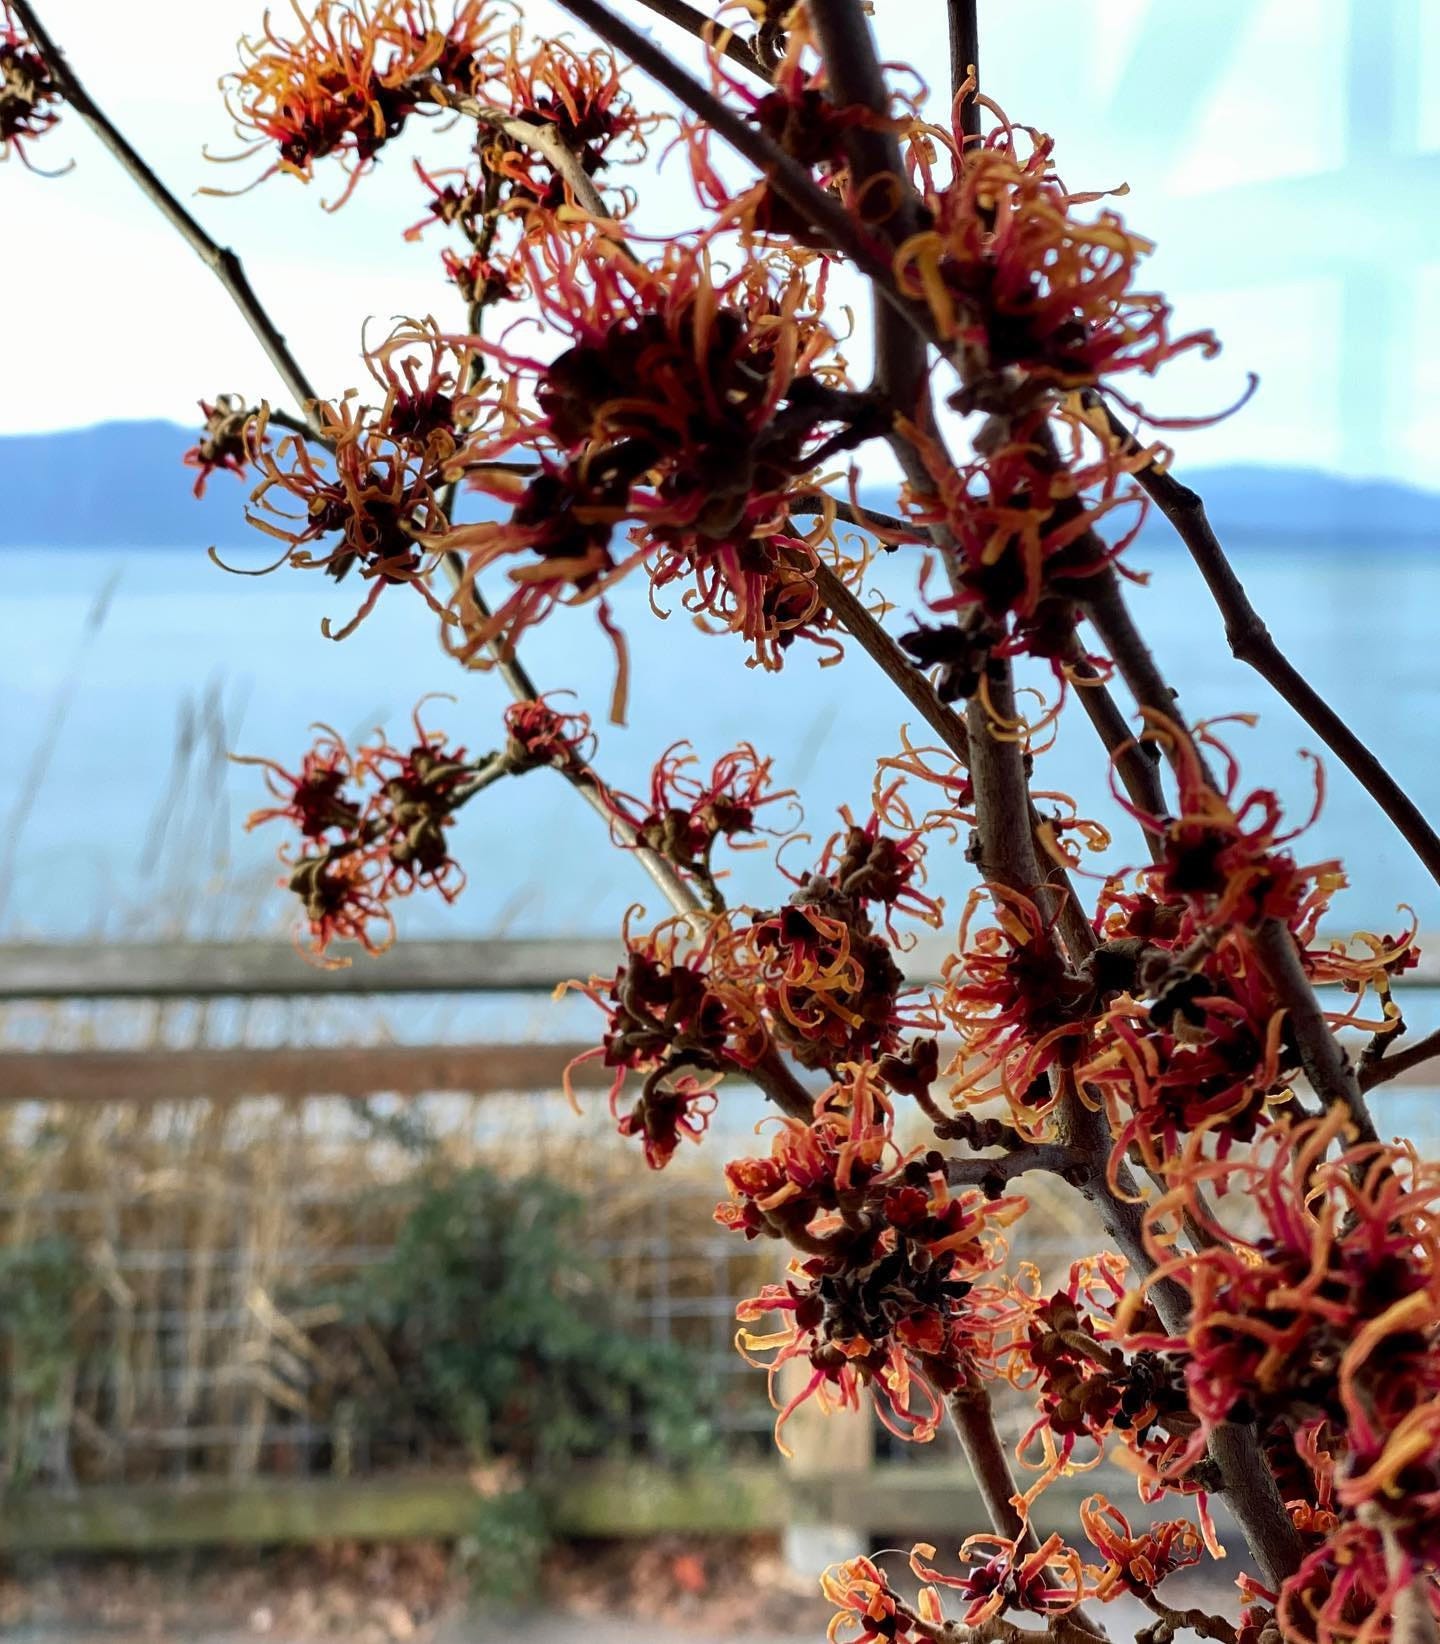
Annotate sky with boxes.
[4,0,1439,481]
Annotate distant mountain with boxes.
[4,420,1439,548]
[1,420,259,549]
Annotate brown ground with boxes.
[0,1537,832,1643]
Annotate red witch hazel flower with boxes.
[898,408,1151,694]
[443,237,887,715]
[720,806,941,1073]
[501,694,596,773]
[211,0,500,208]
[240,703,484,959]
[1,3,64,170]
[909,1531,1087,1628]
[183,395,266,498]
[1000,1255,1204,1509]
[938,886,1100,1133]
[1131,716,1338,933]
[897,96,1219,402]
[602,742,799,901]
[564,912,767,1168]
[722,1068,1020,1452]
[687,17,872,246]
[1112,1110,1440,1639]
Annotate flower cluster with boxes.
[215,0,498,207]
[997,1256,1217,1539]
[403,28,651,313]
[687,17,871,247]
[1118,1112,1440,1641]
[900,104,1219,400]
[565,913,767,1168]
[721,1068,1019,1449]
[899,409,1151,695]
[444,238,883,712]
[601,741,798,900]
[479,30,651,213]
[235,321,486,638]
[202,6,1440,1637]
[1,2,62,169]
[242,704,481,956]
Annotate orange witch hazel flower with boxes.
[909,1531,1087,1627]
[479,28,653,212]
[821,1555,940,1644]
[1080,1497,1204,1600]
[229,320,488,639]
[212,0,499,208]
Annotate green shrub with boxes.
[320,1166,714,1473]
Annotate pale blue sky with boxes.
[5,0,1438,481]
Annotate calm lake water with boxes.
[5,540,1439,943]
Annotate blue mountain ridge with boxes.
[4,419,1439,548]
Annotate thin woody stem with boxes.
[807,0,941,539]
[1360,1025,1440,1093]
[947,0,981,136]
[1137,1592,1238,1644]
[9,0,320,429]
[943,1143,1086,1190]
[944,1384,1036,1551]
[435,88,633,255]
[789,496,919,539]
[1095,402,1440,896]
[1250,917,1379,1145]
[1063,636,1167,865]
[809,557,972,768]
[627,0,768,76]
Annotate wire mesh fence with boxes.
[0,1081,794,1491]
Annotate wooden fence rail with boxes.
[1,934,1433,1001]
[0,1043,607,1104]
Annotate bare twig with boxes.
[627,0,768,76]
[1369,1511,1440,1644]
[1063,636,1167,864]
[1250,918,1380,1146]
[1137,1591,1238,1644]
[10,0,320,429]
[1360,1025,1440,1093]
[945,1384,1037,1550]
[1093,403,1440,896]
[807,557,972,767]
[789,495,920,540]
[944,1144,1085,1190]
[436,88,631,250]
[947,0,981,137]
